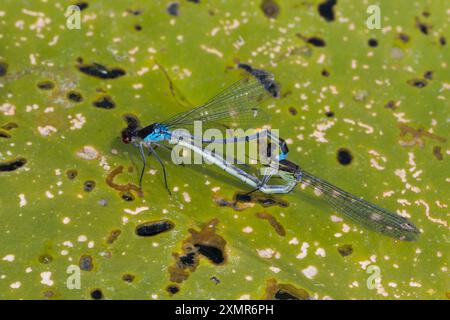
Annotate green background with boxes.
[0,0,448,299]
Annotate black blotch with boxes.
[0,131,11,139]
[83,180,96,192]
[167,284,180,295]
[90,289,103,300]
[260,0,280,19]
[93,95,115,109]
[167,2,179,16]
[433,146,443,160]
[77,62,126,79]
[122,274,135,283]
[187,0,200,3]
[325,111,334,118]
[1,122,18,130]
[235,193,252,202]
[422,11,430,17]
[337,244,353,257]
[307,37,326,47]
[407,78,427,88]
[66,169,78,180]
[195,244,224,264]
[179,252,196,267]
[0,61,8,77]
[337,148,353,165]
[123,113,140,129]
[275,289,299,300]
[368,38,378,47]
[134,24,142,31]
[399,33,410,43]
[415,17,431,35]
[121,191,134,201]
[37,80,55,90]
[79,255,94,271]
[75,2,88,11]
[38,254,53,264]
[237,63,279,97]
[424,71,433,80]
[0,158,27,171]
[288,107,297,116]
[439,36,446,46]
[135,220,175,237]
[67,91,83,102]
[321,69,330,77]
[318,0,337,22]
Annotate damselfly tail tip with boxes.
[237,63,280,98]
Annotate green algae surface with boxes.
[0,0,449,299]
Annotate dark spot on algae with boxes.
[325,111,334,118]
[90,289,103,300]
[93,95,115,109]
[214,192,288,211]
[318,0,337,22]
[1,122,18,130]
[106,165,143,197]
[122,273,135,283]
[407,78,427,88]
[288,107,297,116]
[337,148,353,165]
[167,2,180,16]
[256,212,286,236]
[399,33,410,43]
[368,38,378,47]
[433,146,443,160]
[66,169,78,180]
[126,8,143,16]
[79,254,94,271]
[77,61,126,79]
[440,36,446,46]
[0,61,8,77]
[67,91,83,102]
[134,24,142,31]
[83,180,96,192]
[415,17,431,35]
[385,100,398,110]
[106,229,121,244]
[0,157,27,172]
[120,191,134,201]
[307,37,326,47]
[265,279,311,300]
[38,254,53,264]
[337,244,353,257]
[37,80,55,90]
[237,63,279,97]
[123,113,141,130]
[169,219,226,284]
[260,0,280,19]
[423,71,433,80]
[74,1,88,11]
[0,131,11,139]
[321,69,330,77]
[135,219,175,237]
[167,284,180,296]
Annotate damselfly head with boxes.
[121,126,137,144]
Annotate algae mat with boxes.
[0,0,449,299]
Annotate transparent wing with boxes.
[162,74,275,129]
[301,170,420,241]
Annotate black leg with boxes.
[148,145,171,195]
[138,143,147,189]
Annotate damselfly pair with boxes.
[121,70,420,241]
